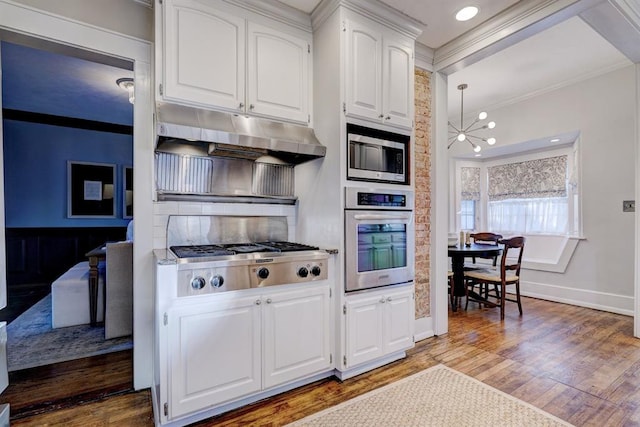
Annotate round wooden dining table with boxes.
[448,243,502,311]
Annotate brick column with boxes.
[414,68,431,318]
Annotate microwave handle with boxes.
[353,214,412,221]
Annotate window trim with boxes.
[454,142,581,238]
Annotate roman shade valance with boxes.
[488,155,567,201]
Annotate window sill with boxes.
[521,235,580,273]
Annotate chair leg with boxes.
[515,281,523,315]
[500,283,506,320]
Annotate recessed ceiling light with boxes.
[456,6,479,21]
[550,138,560,142]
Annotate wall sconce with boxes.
[116,77,135,104]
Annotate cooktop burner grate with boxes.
[170,241,320,258]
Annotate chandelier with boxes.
[448,84,496,153]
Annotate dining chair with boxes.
[464,232,503,302]
[467,232,503,268]
[447,271,456,308]
[464,236,525,320]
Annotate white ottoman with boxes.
[51,261,105,328]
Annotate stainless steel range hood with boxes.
[156,103,326,164]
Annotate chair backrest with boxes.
[470,232,503,266]
[470,232,503,246]
[497,236,525,280]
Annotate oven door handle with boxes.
[353,214,412,221]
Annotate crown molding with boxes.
[224,0,312,32]
[132,0,153,8]
[581,0,640,62]
[434,0,604,74]
[312,0,423,40]
[414,42,434,71]
[610,0,640,33]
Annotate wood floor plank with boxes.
[6,297,640,426]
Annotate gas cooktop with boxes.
[170,241,320,258]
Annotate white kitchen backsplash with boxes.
[152,201,298,249]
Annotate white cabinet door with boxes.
[345,293,384,367]
[383,288,414,354]
[345,287,414,368]
[382,31,414,129]
[163,0,245,111]
[263,286,331,388]
[247,22,310,124]
[344,18,382,122]
[344,17,414,130]
[168,295,261,419]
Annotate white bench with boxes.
[51,261,104,328]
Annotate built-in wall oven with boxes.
[344,187,414,292]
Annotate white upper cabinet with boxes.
[162,0,245,111]
[159,0,312,125]
[382,31,414,129]
[344,19,382,122]
[247,22,310,124]
[344,16,414,130]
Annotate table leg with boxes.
[88,256,99,326]
[451,255,466,312]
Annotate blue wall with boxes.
[3,119,133,227]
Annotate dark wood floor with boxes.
[6,297,640,426]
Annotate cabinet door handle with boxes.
[249,104,255,110]
[255,299,262,305]
[385,115,391,120]
[266,298,272,304]
[378,114,384,118]
[239,102,244,109]
[380,298,386,304]
[387,297,393,302]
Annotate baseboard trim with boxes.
[520,280,634,316]
[414,316,434,341]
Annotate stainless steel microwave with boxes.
[347,124,410,185]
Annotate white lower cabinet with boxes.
[163,284,332,421]
[344,286,414,368]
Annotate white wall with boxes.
[451,65,636,314]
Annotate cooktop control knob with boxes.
[311,266,321,277]
[257,267,269,279]
[297,267,309,278]
[210,274,224,288]
[191,276,206,290]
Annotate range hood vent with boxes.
[156,103,326,165]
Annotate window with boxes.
[460,199,476,230]
[459,166,480,231]
[487,155,569,235]
[487,197,567,234]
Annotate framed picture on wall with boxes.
[68,161,116,218]
[123,166,133,219]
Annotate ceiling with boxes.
[0,0,635,150]
[1,41,134,126]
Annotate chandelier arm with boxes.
[463,118,480,133]
[447,139,458,149]
[465,134,486,142]
[448,122,462,133]
[466,125,488,133]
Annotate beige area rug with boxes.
[288,364,572,427]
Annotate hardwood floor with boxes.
[6,297,640,426]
